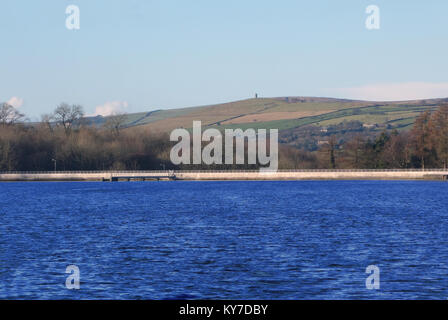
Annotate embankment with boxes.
[0,170,447,181]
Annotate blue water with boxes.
[0,181,447,300]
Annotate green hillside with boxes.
[86,96,448,134]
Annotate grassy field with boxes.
[86,96,447,134]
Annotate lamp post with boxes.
[51,158,57,172]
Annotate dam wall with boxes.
[0,171,175,182]
[0,170,448,181]
[176,170,448,180]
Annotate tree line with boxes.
[1,102,447,171]
[0,103,172,171]
[285,104,448,170]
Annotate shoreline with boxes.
[1,170,447,182]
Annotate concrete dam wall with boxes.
[177,170,448,181]
[1,170,448,182]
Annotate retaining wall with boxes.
[1,170,447,181]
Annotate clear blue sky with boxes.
[1,0,447,119]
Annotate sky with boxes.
[1,0,447,119]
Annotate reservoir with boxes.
[0,181,447,299]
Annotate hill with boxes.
[86,96,448,134]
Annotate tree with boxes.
[371,131,390,168]
[431,104,448,168]
[411,111,433,169]
[53,103,84,135]
[328,136,337,169]
[382,130,410,168]
[0,137,14,170]
[104,112,128,137]
[40,113,54,133]
[0,103,25,126]
[344,134,365,168]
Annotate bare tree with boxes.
[344,134,365,168]
[411,111,433,169]
[53,103,84,135]
[40,113,54,133]
[104,112,128,137]
[0,103,25,126]
[432,104,448,168]
[382,131,411,168]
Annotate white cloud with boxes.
[329,82,448,101]
[91,101,129,116]
[6,96,24,108]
